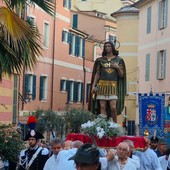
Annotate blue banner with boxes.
[164,106,170,147]
[138,93,165,138]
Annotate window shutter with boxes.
[69,33,73,55]
[73,14,78,29]
[74,82,78,102]
[66,80,70,102]
[39,76,43,100]
[24,74,29,96]
[63,0,66,7]
[158,1,161,30]
[69,0,72,9]
[165,0,168,27]
[75,36,80,57]
[156,52,160,80]
[145,54,150,81]
[67,32,71,43]
[60,79,64,91]
[163,50,166,78]
[32,75,36,100]
[127,121,135,136]
[62,30,64,42]
[86,84,90,103]
[147,7,151,34]
[81,83,84,102]
[82,38,85,58]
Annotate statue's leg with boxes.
[99,100,107,117]
[109,100,117,123]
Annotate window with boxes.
[60,79,67,91]
[73,14,78,29]
[27,16,36,26]
[86,83,91,103]
[24,74,36,100]
[158,0,168,29]
[147,6,151,34]
[74,82,83,102]
[62,30,68,43]
[43,22,49,47]
[157,50,166,80]
[68,33,85,57]
[145,54,150,81]
[66,80,74,102]
[69,81,74,102]
[63,0,71,9]
[109,35,116,46]
[69,33,75,55]
[39,76,48,100]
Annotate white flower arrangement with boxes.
[80,117,125,139]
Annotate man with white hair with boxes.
[123,139,140,169]
[108,142,137,170]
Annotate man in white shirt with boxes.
[108,142,137,170]
[134,137,163,170]
[123,139,140,169]
[43,138,63,170]
[56,140,83,170]
[159,148,170,170]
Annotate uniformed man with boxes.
[18,116,49,170]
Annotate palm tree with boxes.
[0,0,55,80]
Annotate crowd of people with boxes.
[16,132,170,170]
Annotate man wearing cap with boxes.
[68,143,101,170]
[18,116,49,170]
[155,139,167,157]
[150,136,159,151]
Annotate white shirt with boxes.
[108,157,137,170]
[43,154,57,170]
[56,148,77,170]
[159,155,170,170]
[135,148,163,170]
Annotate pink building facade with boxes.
[135,0,170,99]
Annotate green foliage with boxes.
[64,108,95,133]
[32,108,94,138]
[0,124,25,162]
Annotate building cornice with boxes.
[133,0,154,8]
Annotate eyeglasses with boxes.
[84,145,97,152]
[117,147,128,152]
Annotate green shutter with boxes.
[73,14,78,29]
[66,80,70,102]
[32,75,36,100]
[39,76,43,100]
[24,74,29,96]
[74,82,78,102]
[82,38,85,58]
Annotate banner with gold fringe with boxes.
[138,93,165,138]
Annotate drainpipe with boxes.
[51,0,57,110]
[82,56,86,109]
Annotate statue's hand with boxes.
[110,62,119,69]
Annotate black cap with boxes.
[24,130,44,141]
[68,143,99,165]
[150,136,159,143]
